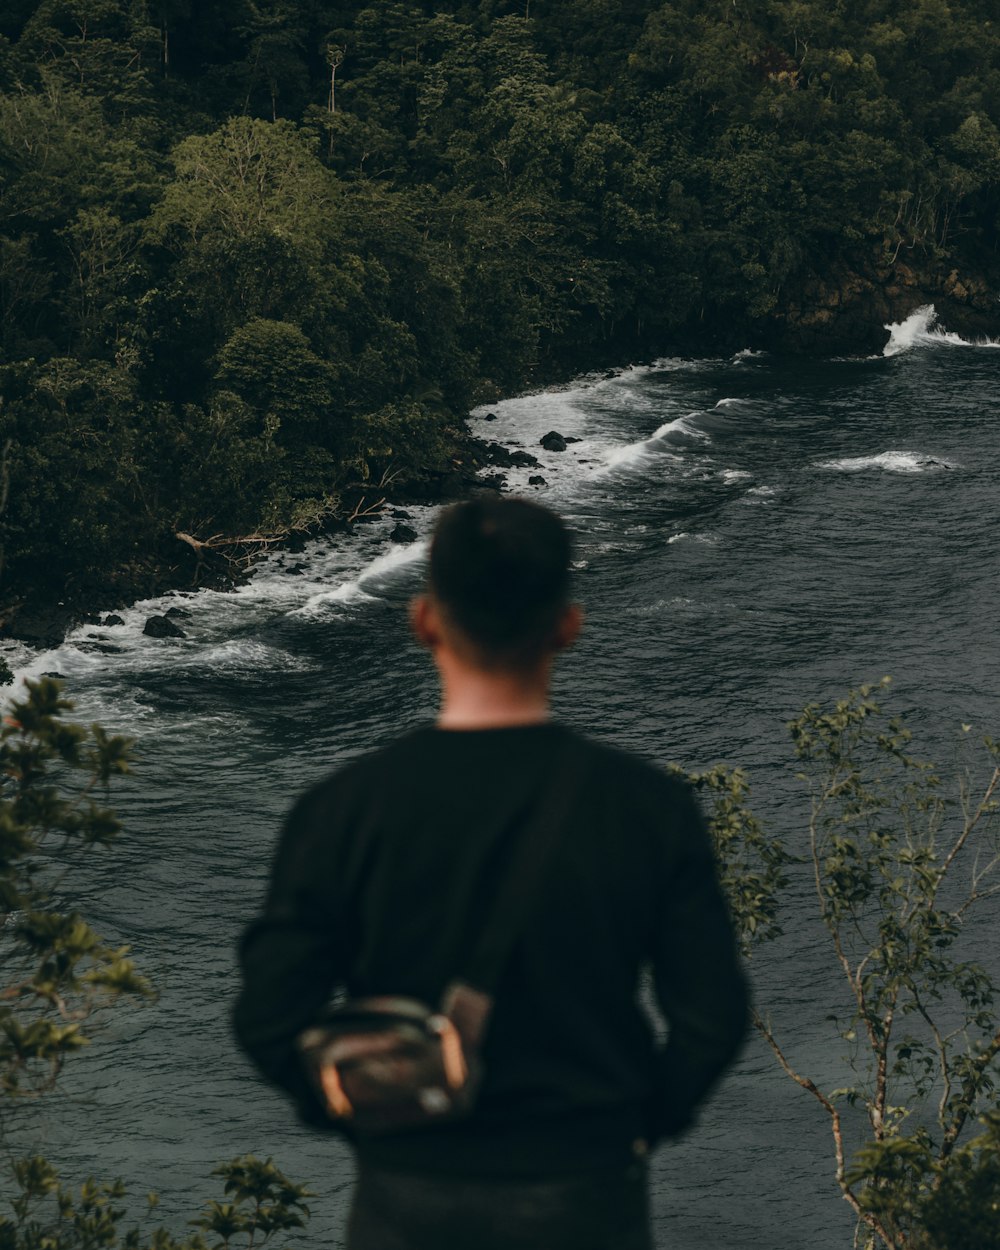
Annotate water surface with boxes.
[6,306,1000,1248]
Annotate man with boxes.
[234,496,749,1250]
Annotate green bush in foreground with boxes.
[2,1155,310,1250]
[690,679,1000,1250]
[0,680,310,1250]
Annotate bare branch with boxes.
[938,765,1000,886]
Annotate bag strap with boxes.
[450,730,573,1003]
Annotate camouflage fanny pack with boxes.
[297,981,491,1135]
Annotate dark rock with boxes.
[286,532,307,554]
[528,475,547,486]
[102,614,126,627]
[390,523,419,544]
[482,441,539,469]
[86,633,109,641]
[479,472,507,491]
[3,606,70,647]
[143,614,186,639]
[286,564,306,575]
[77,641,124,655]
[565,436,582,444]
[540,431,568,452]
[391,509,413,520]
[41,671,66,679]
[483,412,497,421]
[164,606,192,619]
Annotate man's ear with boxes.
[553,602,583,652]
[409,594,441,650]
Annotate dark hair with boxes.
[428,497,572,667]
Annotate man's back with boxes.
[234,495,748,1250]
[235,720,747,1177]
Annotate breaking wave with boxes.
[883,304,1000,356]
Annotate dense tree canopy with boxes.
[1,0,998,613]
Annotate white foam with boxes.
[883,304,1000,356]
[471,362,736,493]
[651,414,711,443]
[667,531,719,546]
[358,538,427,585]
[817,450,959,474]
[719,469,753,483]
[173,640,314,673]
[714,398,746,408]
[293,581,376,616]
[292,539,427,618]
[603,436,685,470]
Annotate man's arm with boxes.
[647,782,750,1142]
[233,787,351,1129]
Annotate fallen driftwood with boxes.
[174,497,387,584]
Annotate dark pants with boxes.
[347,1162,653,1250]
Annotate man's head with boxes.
[413,496,578,673]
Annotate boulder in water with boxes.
[390,523,419,544]
[483,442,539,469]
[540,431,567,452]
[143,614,186,639]
[102,614,126,627]
[164,606,192,619]
[483,411,497,421]
[528,475,547,486]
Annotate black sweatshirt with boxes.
[233,722,749,1176]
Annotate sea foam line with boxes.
[817,450,959,474]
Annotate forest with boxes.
[1,0,999,627]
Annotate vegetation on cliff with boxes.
[1,0,999,620]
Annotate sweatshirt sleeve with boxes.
[232,784,353,1130]
[647,781,750,1143]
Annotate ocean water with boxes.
[4,305,1000,1247]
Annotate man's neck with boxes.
[435,659,551,730]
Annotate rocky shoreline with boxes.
[3,264,997,660]
[0,422,554,657]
